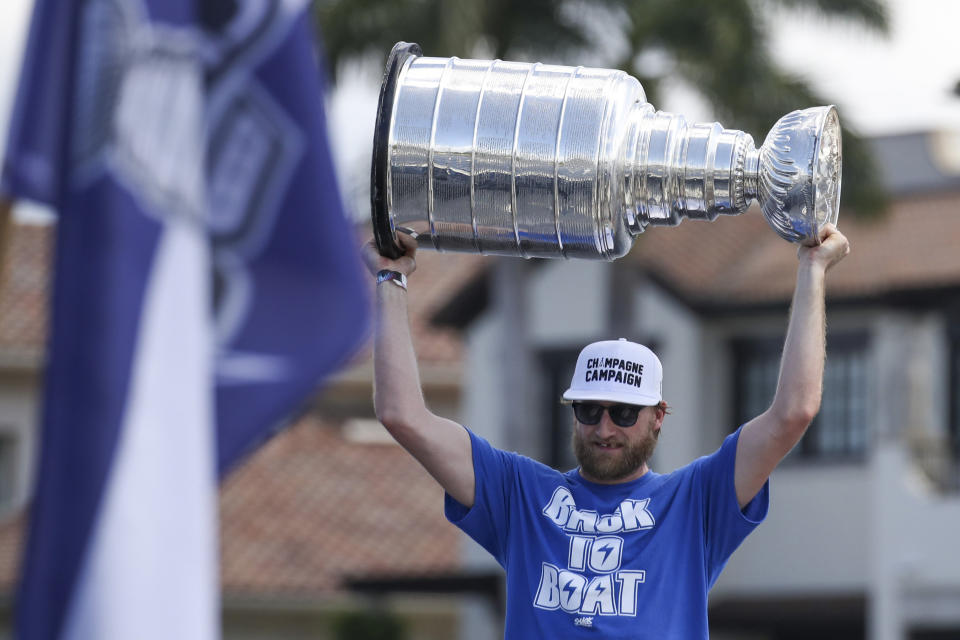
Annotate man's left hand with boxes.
[799,224,849,272]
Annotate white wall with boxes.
[633,277,709,473]
[715,464,872,595]
[529,259,609,344]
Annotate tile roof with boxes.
[629,191,960,307]
[0,414,462,599]
[0,221,485,367]
[426,189,960,327]
[220,414,460,598]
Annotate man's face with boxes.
[571,402,663,484]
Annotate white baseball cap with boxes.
[562,339,663,406]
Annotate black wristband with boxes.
[376,269,407,290]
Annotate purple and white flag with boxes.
[2,1,369,638]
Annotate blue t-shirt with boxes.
[445,426,768,639]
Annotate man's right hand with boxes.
[362,233,418,278]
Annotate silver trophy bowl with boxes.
[371,42,842,260]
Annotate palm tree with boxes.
[313,0,889,216]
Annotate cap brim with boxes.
[562,388,661,406]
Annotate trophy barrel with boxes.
[372,42,644,260]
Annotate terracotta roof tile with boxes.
[0,222,480,367]
[419,190,960,323]
[630,190,960,306]
[0,415,462,598]
[219,414,460,597]
[0,223,50,360]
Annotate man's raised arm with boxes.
[362,236,475,507]
[734,224,851,508]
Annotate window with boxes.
[733,332,869,460]
[539,348,580,471]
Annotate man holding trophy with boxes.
[364,42,850,637]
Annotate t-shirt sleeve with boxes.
[444,428,518,568]
[696,425,769,587]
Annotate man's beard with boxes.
[572,427,658,482]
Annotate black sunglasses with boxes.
[572,402,646,428]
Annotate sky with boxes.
[765,0,960,135]
[2,0,959,221]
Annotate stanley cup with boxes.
[371,42,842,260]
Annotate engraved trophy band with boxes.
[371,42,842,260]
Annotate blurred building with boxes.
[0,129,956,639]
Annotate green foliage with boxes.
[331,609,408,640]
[313,0,596,71]
[313,0,891,217]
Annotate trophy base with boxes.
[371,41,422,259]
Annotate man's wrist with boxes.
[376,269,407,290]
[799,256,828,277]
